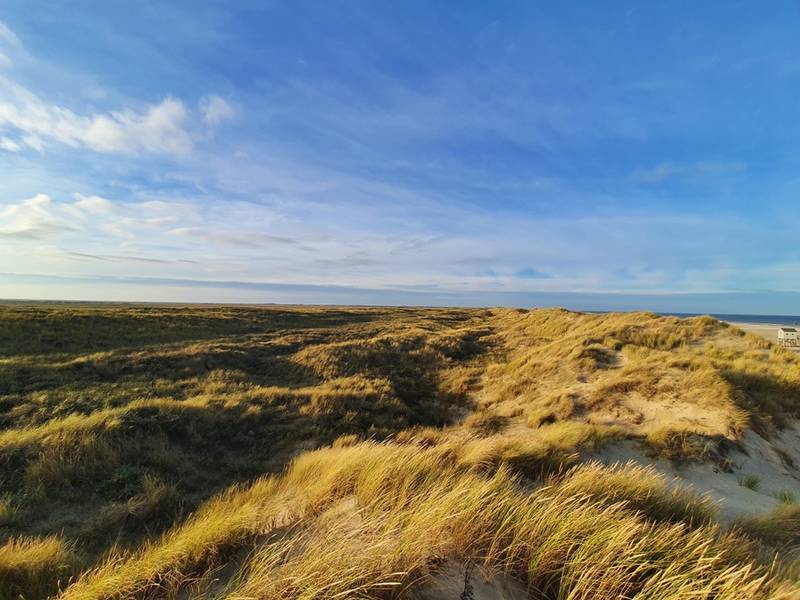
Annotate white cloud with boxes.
[0,21,24,69]
[71,193,115,215]
[0,192,196,241]
[0,136,20,151]
[200,95,234,126]
[83,97,192,154]
[0,21,22,50]
[0,25,228,154]
[0,193,75,238]
[0,82,194,155]
[21,134,44,151]
[2,188,796,297]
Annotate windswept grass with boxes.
[58,442,799,600]
[56,477,286,600]
[450,421,622,477]
[2,303,800,598]
[552,460,717,525]
[0,536,77,600]
[774,490,797,504]
[735,504,800,549]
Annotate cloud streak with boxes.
[169,227,302,248]
[631,161,747,183]
[0,79,232,155]
[200,95,234,127]
[0,21,21,50]
[0,20,21,69]
[4,189,800,297]
[64,251,197,265]
[0,194,78,238]
[0,192,196,241]
[0,136,19,151]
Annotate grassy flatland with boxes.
[0,303,799,599]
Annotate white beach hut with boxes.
[778,327,799,346]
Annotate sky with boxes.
[2,2,800,313]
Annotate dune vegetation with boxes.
[1,302,799,598]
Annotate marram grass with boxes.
[56,443,798,599]
[2,304,800,598]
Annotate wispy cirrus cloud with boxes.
[64,250,197,265]
[0,136,20,151]
[168,227,301,248]
[0,21,21,50]
[0,192,195,240]
[0,20,22,68]
[631,161,747,183]
[4,188,800,297]
[199,95,234,127]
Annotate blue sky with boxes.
[2,2,800,312]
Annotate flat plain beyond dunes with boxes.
[1,303,800,599]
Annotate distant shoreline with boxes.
[725,320,800,350]
[2,299,800,327]
[660,312,800,327]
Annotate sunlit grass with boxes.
[59,443,800,599]
[0,536,76,600]
[2,303,800,598]
[734,504,800,549]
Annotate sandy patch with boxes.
[589,392,730,437]
[414,560,527,600]
[591,421,800,522]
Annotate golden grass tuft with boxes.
[0,536,77,600]
[552,460,717,525]
[451,421,623,478]
[734,504,800,549]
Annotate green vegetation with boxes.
[735,504,800,549]
[740,473,762,491]
[0,303,798,598]
[774,490,797,504]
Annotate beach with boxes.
[728,321,800,351]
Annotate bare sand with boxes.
[592,424,800,522]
